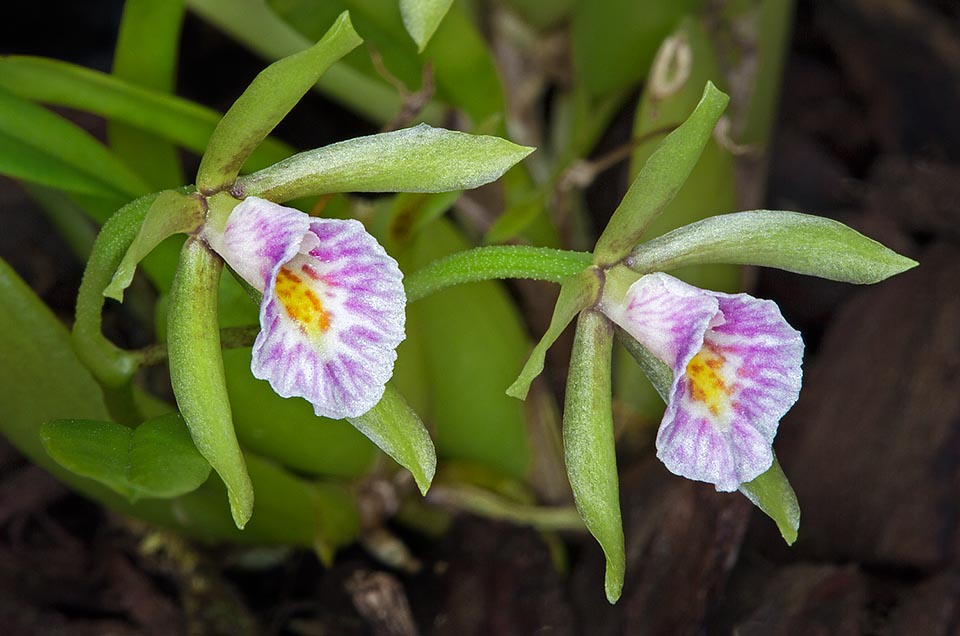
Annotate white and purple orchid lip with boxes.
[604,272,803,491]
[204,196,405,419]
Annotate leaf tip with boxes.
[227,491,254,530]
[779,515,800,546]
[505,377,531,401]
[604,567,624,604]
[102,275,127,303]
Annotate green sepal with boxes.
[400,0,454,51]
[739,455,800,545]
[196,11,362,193]
[41,413,212,501]
[507,266,600,400]
[347,385,437,496]
[626,210,919,284]
[593,82,729,266]
[104,190,204,302]
[167,238,254,528]
[563,310,624,604]
[234,124,534,202]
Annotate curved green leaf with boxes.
[593,82,729,265]
[168,238,253,528]
[0,88,150,198]
[563,310,624,604]
[197,11,361,192]
[0,56,294,170]
[235,124,534,202]
[41,413,211,501]
[73,193,162,388]
[348,385,436,495]
[400,0,454,51]
[626,210,919,284]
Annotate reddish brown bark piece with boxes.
[885,571,960,636]
[571,457,751,636]
[780,242,960,567]
[729,564,867,636]
[433,519,576,636]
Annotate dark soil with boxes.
[2,0,959,634]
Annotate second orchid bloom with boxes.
[601,272,803,492]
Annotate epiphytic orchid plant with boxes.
[0,4,916,605]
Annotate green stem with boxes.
[429,483,584,532]
[136,325,260,366]
[404,245,592,302]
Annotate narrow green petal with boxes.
[348,385,437,495]
[739,455,800,545]
[507,267,600,400]
[593,82,729,265]
[196,12,361,192]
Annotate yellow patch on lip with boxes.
[275,266,330,334]
[685,345,732,417]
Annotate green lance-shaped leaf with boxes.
[564,310,624,604]
[507,266,601,400]
[0,56,294,170]
[234,124,535,202]
[740,455,800,545]
[167,238,254,528]
[593,82,729,266]
[0,88,150,199]
[196,11,361,193]
[348,385,437,495]
[41,413,211,501]
[626,210,919,284]
[616,327,802,545]
[400,0,454,51]
[104,190,204,302]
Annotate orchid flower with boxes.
[203,196,405,420]
[601,272,803,492]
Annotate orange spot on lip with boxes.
[275,266,331,334]
[685,345,731,416]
